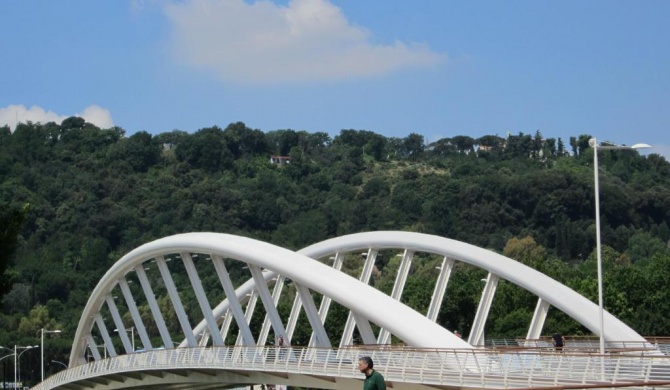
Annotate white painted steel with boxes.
[182,252,224,347]
[70,233,470,367]
[299,231,646,344]
[235,289,258,346]
[156,255,197,347]
[527,298,551,341]
[85,334,100,361]
[339,248,379,348]
[68,230,648,373]
[258,275,285,346]
[134,264,173,349]
[296,283,331,348]
[249,264,287,346]
[285,281,303,342]
[212,255,254,346]
[308,253,343,348]
[118,278,148,351]
[352,311,376,345]
[426,256,453,322]
[220,310,233,344]
[378,250,414,345]
[36,346,670,390]
[469,274,499,346]
[93,314,116,358]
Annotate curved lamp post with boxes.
[50,360,68,369]
[0,346,14,362]
[589,137,651,355]
[15,345,38,387]
[41,328,61,381]
[0,347,15,386]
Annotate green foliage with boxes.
[18,305,61,336]
[1,121,670,370]
[0,202,28,300]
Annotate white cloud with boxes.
[76,105,115,129]
[0,104,114,132]
[164,0,445,84]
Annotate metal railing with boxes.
[33,345,670,390]
[487,338,670,354]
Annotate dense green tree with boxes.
[506,132,533,159]
[223,122,271,158]
[18,304,61,337]
[402,133,425,160]
[427,137,456,156]
[451,135,475,154]
[557,137,566,155]
[108,131,161,172]
[175,126,234,172]
[626,231,668,265]
[477,135,504,151]
[0,125,10,141]
[0,203,28,302]
[266,129,301,156]
[60,116,86,130]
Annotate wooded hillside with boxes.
[1,119,669,380]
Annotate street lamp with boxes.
[14,345,38,388]
[0,347,17,388]
[50,360,67,369]
[0,346,14,363]
[589,137,650,355]
[0,350,13,387]
[40,328,61,382]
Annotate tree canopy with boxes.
[1,118,670,385]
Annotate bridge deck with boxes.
[33,346,670,390]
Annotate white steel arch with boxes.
[69,232,471,367]
[193,231,645,351]
[70,230,647,370]
[297,231,645,344]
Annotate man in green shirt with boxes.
[358,356,386,390]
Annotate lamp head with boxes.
[590,138,651,151]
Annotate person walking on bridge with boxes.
[276,335,287,361]
[552,333,565,352]
[358,356,386,390]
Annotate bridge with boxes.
[33,231,670,389]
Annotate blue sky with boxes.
[1,0,668,156]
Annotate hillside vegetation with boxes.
[1,119,670,377]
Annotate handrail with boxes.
[32,345,670,390]
[480,338,668,354]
